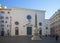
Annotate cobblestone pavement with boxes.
[0,36,60,43]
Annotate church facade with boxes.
[0,5,50,36]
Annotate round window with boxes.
[15,21,19,25]
[27,15,31,20]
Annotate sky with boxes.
[0,0,60,19]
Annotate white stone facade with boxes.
[0,9,11,36]
[0,6,50,36]
[45,19,50,36]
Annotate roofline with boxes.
[0,9,11,10]
[50,9,60,19]
[10,7,46,12]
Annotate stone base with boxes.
[31,36,42,40]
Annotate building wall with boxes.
[10,8,46,36]
[0,6,50,36]
[0,9,11,36]
[50,10,60,36]
[45,19,50,36]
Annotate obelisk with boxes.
[31,14,42,40]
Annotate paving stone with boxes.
[0,36,60,43]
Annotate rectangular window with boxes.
[46,27,48,29]
[1,20,4,23]
[39,22,42,26]
[1,11,5,13]
[7,25,8,27]
[1,25,4,27]
[1,28,4,30]
[8,12,10,14]
[5,21,7,23]
[0,16,4,19]
[6,17,8,19]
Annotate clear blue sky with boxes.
[0,0,60,19]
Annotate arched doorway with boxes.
[27,27,32,35]
[1,31,4,36]
[15,27,19,35]
[39,27,42,35]
[39,30,42,35]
